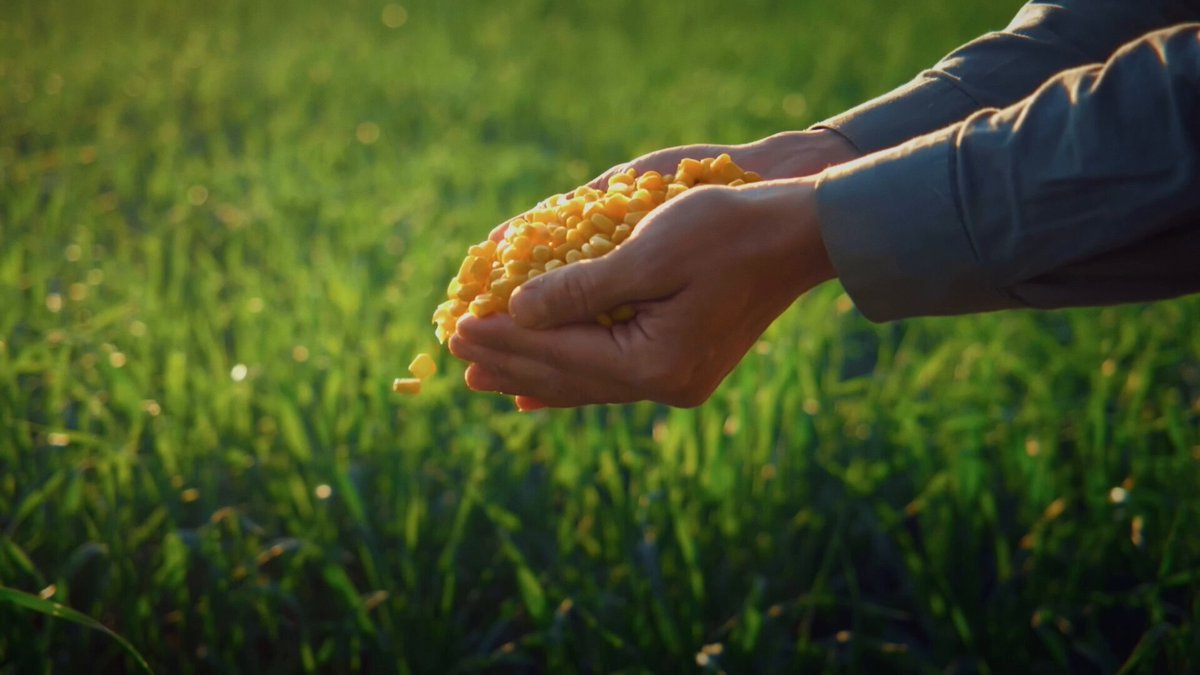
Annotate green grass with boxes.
[2,0,1199,672]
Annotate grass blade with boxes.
[0,584,154,674]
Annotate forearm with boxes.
[814,0,1200,154]
[816,24,1200,321]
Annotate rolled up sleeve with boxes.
[817,24,1200,322]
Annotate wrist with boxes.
[739,130,863,179]
[733,178,836,295]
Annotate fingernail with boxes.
[516,396,547,412]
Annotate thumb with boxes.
[508,245,669,329]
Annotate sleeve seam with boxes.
[922,69,985,109]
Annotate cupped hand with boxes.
[452,178,837,408]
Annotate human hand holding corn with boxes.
[449,176,836,409]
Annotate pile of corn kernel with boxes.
[431,153,760,343]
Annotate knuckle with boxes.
[559,268,595,317]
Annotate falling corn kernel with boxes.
[392,378,421,395]
[429,154,758,346]
[409,353,437,380]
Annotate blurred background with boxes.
[2,0,1198,672]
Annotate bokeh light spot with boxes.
[381,4,408,28]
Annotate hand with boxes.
[451,178,837,408]
[487,129,859,242]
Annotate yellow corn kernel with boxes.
[710,152,732,173]
[453,254,477,281]
[565,228,587,246]
[531,244,551,263]
[455,282,481,301]
[543,259,563,272]
[500,246,525,264]
[612,224,632,243]
[528,268,542,279]
[608,172,634,186]
[564,214,582,229]
[582,201,605,220]
[612,305,635,322]
[467,240,496,258]
[589,234,614,256]
[409,353,438,380]
[590,213,616,235]
[636,172,665,191]
[531,209,557,224]
[606,182,633,196]
[679,158,703,179]
[471,256,491,279]
[550,226,568,244]
[505,260,531,277]
[489,267,504,282]
[565,249,583,264]
[574,218,597,239]
[744,170,763,182]
[392,378,422,395]
[490,277,517,298]
[559,199,584,218]
[510,235,532,251]
[553,242,575,259]
[603,193,630,219]
[624,210,648,226]
[717,162,743,183]
[469,294,499,317]
[728,178,745,187]
[666,183,688,199]
[581,243,595,258]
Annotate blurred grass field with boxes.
[3,0,1200,672]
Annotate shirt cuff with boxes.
[815,126,1021,322]
[810,72,981,154]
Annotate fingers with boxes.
[506,242,679,330]
[451,313,626,379]
[460,348,636,406]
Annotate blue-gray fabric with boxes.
[812,1,1200,321]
